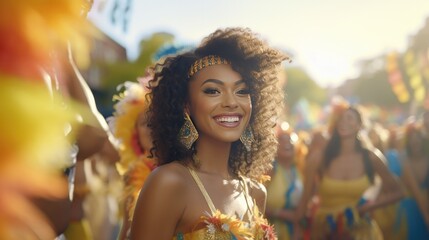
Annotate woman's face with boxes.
[187,64,252,144]
[277,133,295,161]
[337,109,361,138]
[136,111,153,152]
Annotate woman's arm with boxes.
[63,45,114,161]
[295,150,321,220]
[129,165,187,240]
[266,208,296,222]
[359,150,403,214]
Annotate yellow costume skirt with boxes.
[311,205,383,240]
[64,218,93,240]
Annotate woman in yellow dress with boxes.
[266,123,307,240]
[129,27,288,240]
[297,105,403,240]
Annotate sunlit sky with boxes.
[89,0,429,88]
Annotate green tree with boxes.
[101,32,175,89]
[342,17,429,113]
[284,67,327,108]
[94,32,175,116]
[353,69,401,108]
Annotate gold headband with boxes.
[188,55,230,78]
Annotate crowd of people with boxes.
[1,1,429,240]
[265,103,429,240]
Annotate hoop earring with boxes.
[240,126,254,151]
[178,113,198,149]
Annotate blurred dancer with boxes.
[297,106,403,239]
[398,122,429,239]
[266,122,307,240]
[109,80,156,240]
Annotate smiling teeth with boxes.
[216,116,239,122]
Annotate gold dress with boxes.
[173,168,277,240]
[266,165,303,240]
[311,175,383,240]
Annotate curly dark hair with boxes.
[147,27,288,180]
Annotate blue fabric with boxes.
[385,150,402,177]
[283,166,297,235]
[399,198,429,239]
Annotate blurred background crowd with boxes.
[1,0,428,239]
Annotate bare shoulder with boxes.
[246,178,267,211]
[143,162,190,192]
[131,162,192,239]
[248,179,267,197]
[136,161,192,209]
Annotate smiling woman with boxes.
[188,64,252,147]
[129,27,288,240]
[296,105,404,240]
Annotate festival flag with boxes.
[385,52,410,103]
[404,51,425,102]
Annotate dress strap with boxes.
[188,168,217,214]
[241,176,255,220]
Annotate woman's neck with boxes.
[193,138,232,178]
[339,137,356,154]
[277,156,293,169]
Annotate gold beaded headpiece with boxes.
[188,55,230,78]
